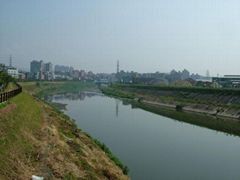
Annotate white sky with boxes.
[0,0,240,76]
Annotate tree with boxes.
[0,71,14,86]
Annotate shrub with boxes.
[176,104,184,111]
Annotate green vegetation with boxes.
[100,86,134,99]
[3,82,19,92]
[50,102,67,110]
[64,172,77,180]
[175,104,184,111]
[113,83,240,95]
[110,84,240,110]
[20,81,96,98]
[0,101,10,109]
[0,71,14,86]
[0,92,43,177]
[0,71,14,92]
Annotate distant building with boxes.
[44,62,53,73]
[55,65,73,73]
[30,60,44,74]
[7,67,19,79]
[43,62,54,80]
[72,70,80,79]
[18,72,26,80]
[181,69,190,80]
[212,75,240,88]
[30,60,54,80]
[79,70,86,79]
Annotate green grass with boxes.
[113,83,240,95]
[100,86,134,99]
[3,82,18,92]
[0,92,43,177]
[20,81,96,98]
[64,172,77,180]
[111,84,240,110]
[0,101,10,108]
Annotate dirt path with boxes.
[0,103,16,116]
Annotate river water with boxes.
[47,92,240,180]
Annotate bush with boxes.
[0,71,14,87]
[176,104,184,111]
[35,82,40,87]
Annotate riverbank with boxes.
[19,81,99,96]
[0,81,129,179]
[101,85,240,137]
[104,84,240,119]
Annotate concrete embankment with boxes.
[141,99,240,120]
[108,85,240,120]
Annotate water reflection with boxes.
[45,91,103,102]
[115,99,119,118]
[47,92,240,180]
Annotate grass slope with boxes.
[0,85,129,179]
[0,92,43,178]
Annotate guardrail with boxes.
[0,83,22,103]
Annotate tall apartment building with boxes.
[44,62,53,73]
[30,60,44,73]
[30,60,54,80]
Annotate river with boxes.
[47,91,240,180]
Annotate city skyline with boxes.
[1,57,211,77]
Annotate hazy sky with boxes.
[0,0,240,75]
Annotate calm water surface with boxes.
[47,92,240,180]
